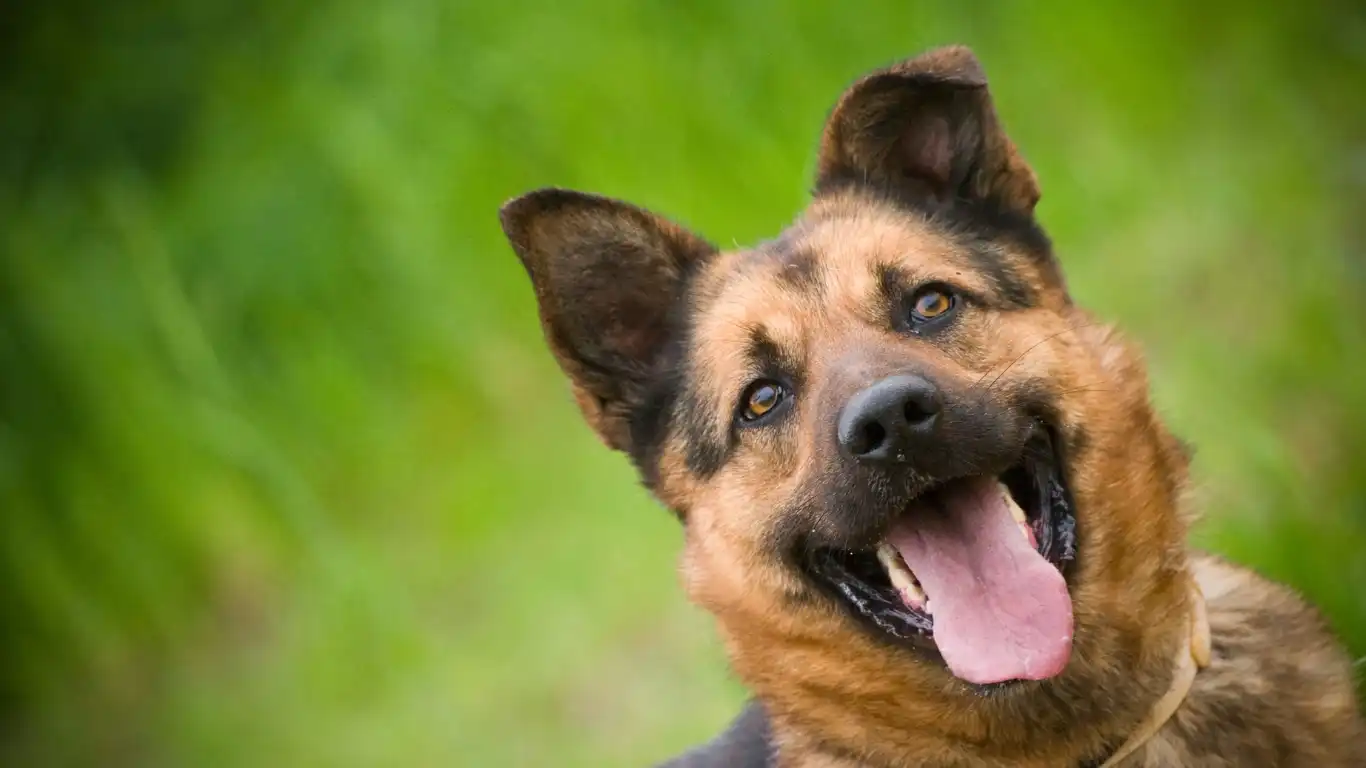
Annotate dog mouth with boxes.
[805,427,1078,685]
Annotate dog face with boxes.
[501,46,1195,761]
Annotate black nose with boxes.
[837,374,943,462]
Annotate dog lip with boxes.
[858,424,1044,547]
[799,424,1078,668]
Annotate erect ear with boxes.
[500,188,717,453]
[816,45,1040,216]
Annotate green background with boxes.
[2,1,1363,765]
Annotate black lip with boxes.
[802,426,1078,660]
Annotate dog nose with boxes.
[837,374,943,462]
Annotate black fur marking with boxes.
[763,497,822,566]
[815,173,1054,266]
[964,242,1035,309]
[876,263,910,328]
[627,267,733,490]
[677,385,733,478]
[774,248,822,294]
[628,359,684,494]
[934,195,1054,263]
[674,289,737,480]
[745,327,804,387]
[746,233,824,296]
[655,700,772,767]
[876,262,907,301]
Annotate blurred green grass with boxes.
[1,1,1364,765]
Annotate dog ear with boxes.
[500,188,716,452]
[816,45,1040,216]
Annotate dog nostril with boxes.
[859,421,887,455]
[903,398,935,425]
[837,374,941,461]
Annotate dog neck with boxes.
[677,579,1213,768]
[1087,578,1211,768]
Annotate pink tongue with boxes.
[885,478,1073,685]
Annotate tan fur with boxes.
[500,45,1365,767]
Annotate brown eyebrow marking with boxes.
[746,326,804,386]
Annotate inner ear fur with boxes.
[499,188,716,452]
[816,45,1040,217]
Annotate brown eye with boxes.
[741,381,786,422]
[911,287,955,321]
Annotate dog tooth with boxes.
[875,542,902,570]
[877,543,926,608]
[889,571,913,592]
[901,579,927,610]
[999,481,1028,525]
[876,543,915,589]
[901,583,927,610]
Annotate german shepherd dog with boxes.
[499,46,1365,767]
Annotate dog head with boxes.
[500,46,1195,763]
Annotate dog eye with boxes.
[740,380,786,422]
[910,286,956,322]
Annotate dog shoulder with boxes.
[1143,553,1366,765]
[657,700,775,768]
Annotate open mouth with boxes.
[805,427,1078,685]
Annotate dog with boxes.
[498,46,1365,767]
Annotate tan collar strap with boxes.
[1097,580,1211,767]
